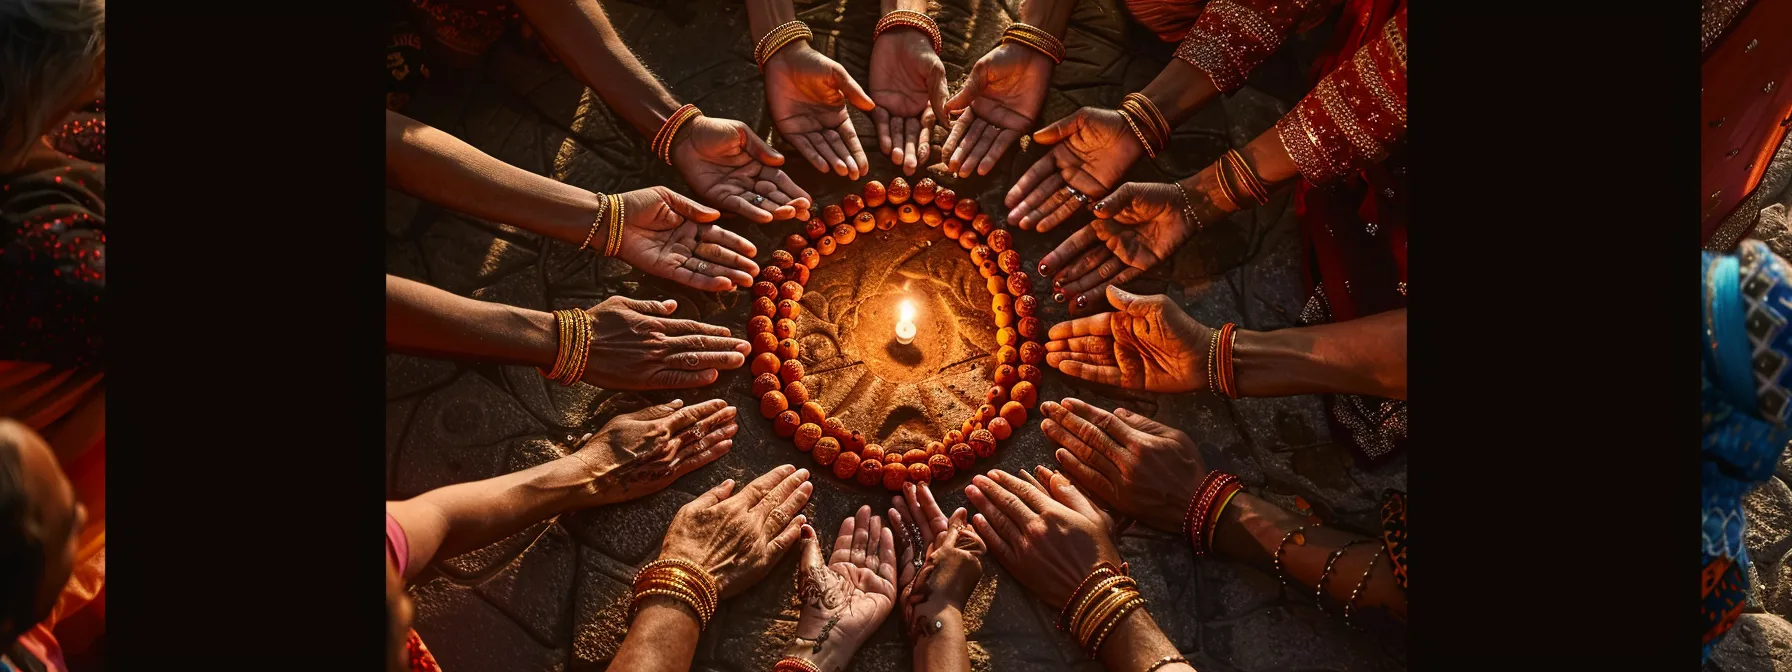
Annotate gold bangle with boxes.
[1058,562,1125,631]
[754,21,813,69]
[647,557,721,597]
[1124,93,1172,147]
[875,10,943,54]
[1076,586,1136,646]
[1000,23,1064,64]
[1086,595,1146,657]
[634,570,714,623]
[605,193,626,258]
[1069,575,1132,635]
[1211,158,1242,212]
[1206,482,1242,548]
[773,658,822,672]
[539,309,573,381]
[577,193,607,252]
[559,309,593,386]
[1118,109,1157,159]
[652,104,702,166]
[1224,149,1271,204]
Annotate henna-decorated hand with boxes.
[671,115,815,223]
[784,505,899,672]
[1041,398,1207,534]
[966,467,1120,610]
[579,296,754,390]
[658,464,812,597]
[1006,107,1144,232]
[615,186,763,292]
[1042,286,1212,393]
[574,398,740,506]
[1037,182,1197,314]
[940,42,1051,178]
[869,24,948,175]
[763,41,876,180]
[897,508,984,641]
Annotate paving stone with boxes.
[1201,606,1395,672]
[473,523,580,647]
[395,373,548,497]
[387,352,459,400]
[570,547,635,670]
[410,575,568,671]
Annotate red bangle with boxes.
[1216,322,1238,399]
[1184,470,1238,556]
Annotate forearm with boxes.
[880,0,931,13]
[1174,119,1300,223]
[911,607,971,672]
[385,111,608,245]
[393,455,598,575]
[512,0,681,137]
[1094,609,1196,672]
[610,597,705,671]
[1139,59,1219,128]
[385,275,558,368]
[1230,309,1406,399]
[1016,0,1075,35]
[1212,493,1405,621]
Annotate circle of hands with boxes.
[887,483,985,639]
[792,505,899,666]
[577,296,754,390]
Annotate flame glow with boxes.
[899,300,916,323]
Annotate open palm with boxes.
[869,28,948,175]
[1006,107,1144,232]
[791,506,897,668]
[764,43,876,180]
[1044,286,1212,392]
[673,116,812,224]
[1036,182,1196,313]
[616,186,761,292]
[941,43,1052,178]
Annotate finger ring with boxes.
[751,194,766,206]
[695,260,709,274]
[1065,186,1089,205]
[1100,261,1117,279]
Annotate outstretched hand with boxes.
[1005,106,1144,232]
[579,296,753,390]
[1043,286,1212,393]
[940,43,1052,178]
[869,26,948,175]
[616,186,761,292]
[672,115,814,223]
[1037,182,1197,313]
[764,42,877,180]
[573,398,739,506]
[1040,398,1207,534]
[785,505,900,671]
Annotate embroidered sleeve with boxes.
[1172,0,1331,93]
[1276,7,1405,186]
[0,165,105,370]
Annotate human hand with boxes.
[1037,182,1197,313]
[615,186,761,292]
[579,296,754,390]
[1041,398,1206,534]
[763,41,876,179]
[965,467,1121,609]
[869,25,947,175]
[887,481,951,589]
[784,505,899,672]
[940,43,1051,178]
[658,464,813,597]
[672,115,814,223]
[1005,107,1144,231]
[898,507,984,640]
[1042,286,1211,393]
[572,398,739,506]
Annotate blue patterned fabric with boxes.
[1702,240,1792,662]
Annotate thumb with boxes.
[739,123,785,166]
[834,63,876,112]
[798,522,825,568]
[1032,109,1085,145]
[661,187,722,222]
[945,65,985,112]
[693,476,736,507]
[929,66,951,131]
[613,296,678,316]
[1048,471,1101,521]
[1106,285,1140,312]
[1090,183,1137,219]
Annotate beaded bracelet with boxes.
[1172,181,1203,234]
[1000,23,1065,64]
[651,104,702,166]
[1058,561,1129,631]
[1315,540,1375,614]
[874,9,942,54]
[1273,524,1314,587]
[1123,93,1172,148]
[577,192,608,252]
[1342,543,1385,628]
[1185,470,1238,556]
[603,193,627,258]
[772,658,822,672]
[1117,107,1157,159]
[754,20,813,69]
[1146,655,1191,672]
[1204,327,1221,396]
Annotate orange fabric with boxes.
[1700,0,1792,245]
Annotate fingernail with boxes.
[801,525,813,539]
[796,468,810,479]
[1038,261,1049,274]
[1052,292,1066,303]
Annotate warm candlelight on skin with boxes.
[896,299,917,345]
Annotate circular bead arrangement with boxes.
[748,177,1048,488]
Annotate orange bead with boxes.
[863,180,888,207]
[987,416,1012,440]
[842,194,866,217]
[954,198,979,220]
[752,332,779,355]
[832,223,857,245]
[770,249,796,270]
[817,235,838,255]
[907,462,933,484]
[928,453,956,481]
[854,210,877,233]
[898,203,920,224]
[774,318,797,340]
[777,338,800,361]
[934,188,958,212]
[752,372,782,397]
[813,437,841,466]
[968,429,996,458]
[1010,381,1038,408]
[874,206,898,231]
[784,380,810,406]
[833,451,861,480]
[883,463,909,490]
[748,315,774,335]
[795,423,823,451]
[863,445,886,464]
[858,459,885,487]
[999,401,1027,427]
[779,299,803,320]
[752,352,782,376]
[780,281,805,303]
[949,443,977,470]
[822,204,846,225]
[888,177,912,204]
[774,410,802,438]
[799,401,826,426]
[760,390,789,418]
[913,178,937,205]
[823,417,850,441]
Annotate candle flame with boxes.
[899,300,916,323]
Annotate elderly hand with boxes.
[1041,398,1206,534]
[615,186,762,292]
[898,506,984,640]
[763,41,876,180]
[578,296,753,390]
[1042,286,1211,393]
[657,464,813,597]
[1005,107,1144,232]
[965,467,1121,609]
[869,23,948,175]
[1037,182,1197,314]
[940,42,1051,178]
[672,115,814,223]
[572,399,739,506]
[783,505,899,672]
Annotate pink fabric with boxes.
[386,513,410,578]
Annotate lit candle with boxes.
[895,300,917,345]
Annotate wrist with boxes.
[909,601,964,639]
[780,639,850,672]
[882,0,930,13]
[517,307,564,369]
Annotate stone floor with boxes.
[384,0,1407,670]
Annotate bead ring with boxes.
[751,193,766,206]
[695,260,710,274]
[1064,185,1089,205]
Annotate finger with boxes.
[969,472,1041,528]
[1054,448,1118,506]
[944,64,982,112]
[682,254,755,289]
[740,463,799,505]
[765,169,813,208]
[755,466,812,515]
[928,66,950,133]
[831,510,858,563]
[1055,360,1125,386]
[886,505,911,558]
[1032,110,1082,146]
[987,469,1057,515]
[835,64,877,112]
[697,222,759,258]
[1056,244,1113,291]
[694,240,759,278]
[1062,397,1136,449]
[865,514,887,570]
[915,482,948,537]
[976,129,1021,176]
[1017,466,1045,492]
[810,131,849,177]
[1045,312,1113,341]
[1008,154,1063,211]
[1069,268,1143,315]
[822,128,857,179]
[787,133,830,175]
[662,188,722,223]
[632,398,685,420]
[676,421,738,470]
[1044,335,1113,355]
[741,125,785,166]
[1045,399,1130,474]
[878,525,899,587]
[612,297,678,316]
[655,316,737,339]
[1038,414,1121,484]
[949,118,988,174]
[839,122,870,181]
[915,111,933,167]
[769,512,808,557]
[1022,185,1073,232]
[901,117,920,175]
[662,347,747,372]
[1033,186,1085,233]
[959,123,1000,178]
[1044,351,1117,368]
[1090,183,1140,220]
[767,479,814,535]
[874,107,893,156]
[939,109,973,159]
[1040,225,1102,281]
[722,193,777,224]
[1114,406,1175,437]
[851,505,872,565]
[666,398,731,432]
[1045,468,1102,522]
[970,512,1014,565]
[648,367,721,388]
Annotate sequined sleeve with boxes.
[1172,0,1331,94]
[1275,7,1405,186]
[0,162,105,370]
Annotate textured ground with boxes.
[384,0,1407,669]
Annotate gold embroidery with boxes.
[1314,77,1384,163]
[1382,18,1406,69]
[1204,0,1281,49]
[1353,46,1405,126]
